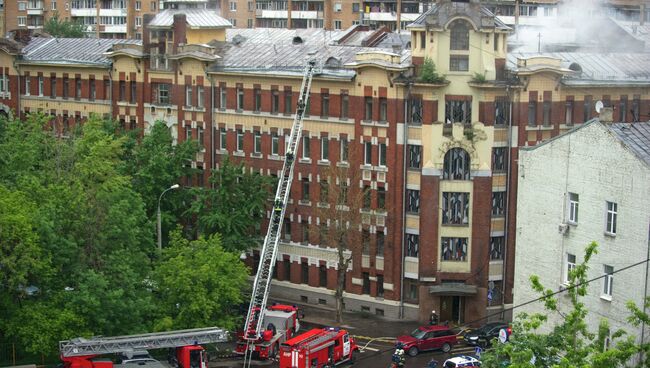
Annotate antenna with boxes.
[595,100,604,113]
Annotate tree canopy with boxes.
[43,13,87,38]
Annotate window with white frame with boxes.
[364,141,372,165]
[38,76,43,96]
[135,17,142,27]
[340,138,349,162]
[18,16,27,26]
[406,189,420,214]
[379,142,386,166]
[405,233,419,257]
[334,20,342,29]
[219,128,227,150]
[271,133,279,155]
[568,193,579,224]
[197,86,204,108]
[603,265,614,297]
[236,86,244,111]
[219,86,227,109]
[185,85,192,107]
[606,201,617,235]
[51,0,57,10]
[24,77,30,96]
[565,253,576,283]
[197,126,204,144]
[229,1,236,10]
[135,0,140,10]
[19,2,27,11]
[321,137,329,161]
[254,131,261,153]
[302,136,310,158]
[236,130,244,151]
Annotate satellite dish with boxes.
[595,100,604,113]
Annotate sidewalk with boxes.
[277,300,422,340]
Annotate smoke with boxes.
[509,0,644,53]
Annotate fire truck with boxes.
[279,328,359,368]
[234,304,300,359]
[59,327,229,368]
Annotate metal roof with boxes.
[611,19,650,50]
[20,38,141,66]
[507,52,650,84]
[148,9,231,29]
[610,122,650,168]
[408,2,509,31]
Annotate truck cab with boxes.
[235,304,301,359]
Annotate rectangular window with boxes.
[565,100,574,125]
[302,178,310,201]
[528,101,537,126]
[449,55,469,71]
[284,89,292,114]
[89,78,95,100]
[321,92,329,117]
[197,86,204,108]
[338,181,348,205]
[197,126,204,144]
[377,187,385,210]
[606,201,617,235]
[135,17,142,27]
[603,265,614,297]
[220,86,227,109]
[490,236,504,260]
[543,100,551,126]
[185,85,192,107]
[492,192,506,217]
[362,272,370,294]
[379,143,386,166]
[362,230,370,255]
[340,138,349,162]
[272,89,279,114]
[405,233,419,257]
[320,179,328,203]
[319,265,327,287]
[364,141,372,165]
[302,136,310,158]
[283,259,291,280]
[492,147,506,172]
[632,95,640,121]
[151,1,156,10]
[254,131,261,153]
[377,275,384,298]
[219,128,227,150]
[254,87,261,112]
[301,261,309,284]
[24,76,30,96]
[420,31,426,49]
[565,253,576,283]
[130,81,136,103]
[442,192,470,225]
[619,96,627,122]
[185,126,192,142]
[441,237,468,261]
[118,80,125,101]
[334,20,342,29]
[364,96,373,121]
[379,97,387,122]
[410,97,423,124]
[568,193,579,224]
[363,186,371,209]
[236,86,244,111]
[408,145,422,169]
[155,83,169,104]
[18,16,27,26]
[63,77,69,99]
[236,130,244,151]
[321,137,329,160]
[38,76,43,96]
[52,0,57,10]
[73,77,80,99]
[271,133,279,155]
[50,77,56,98]
[247,18,253,28]
[104,79,110,101]
[494,97,510,125]
[376,232,384,256]
[135,0,140,10]
[445,99,471,124]
[340,92,349,119]
[583,96,592,122]
[406,189,420,214]
[229,1,236,10]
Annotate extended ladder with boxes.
[59,327,229,357]
[242,60,319,355]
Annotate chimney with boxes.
[599,107,613,124]
[173,14,188,53]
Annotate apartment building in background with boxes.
[0,0,648,324]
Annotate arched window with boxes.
[450,20,470,50]
[443,148,470,180]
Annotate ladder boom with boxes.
[243,60,319,341]
[60,327,229,357]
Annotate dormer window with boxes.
[450,20,469,50]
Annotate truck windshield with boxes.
[410,328,426,339]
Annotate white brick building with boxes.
[514,119,650,344]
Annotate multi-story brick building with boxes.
[0,0,648,323]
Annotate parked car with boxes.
[395,325,457,357]
[442,355,481,368]
[463,322,510,347]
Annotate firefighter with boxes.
[429,310,439,325]
[274,199,283,215]
[391,342,405,368]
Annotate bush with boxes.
[419,57,446,84]
[471,72,487,84]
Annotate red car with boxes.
[396,325,458,356]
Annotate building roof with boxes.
[208,28,411,79]
[148,9,232,29]
[408,1,510,31]
[610,122,650,167]
[19,38,142,66]
[507,52,650,85]
[607,19,650,51]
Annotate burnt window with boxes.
[283,259,291,280]
[408,145,422,169]
[443,148,470,180]
[490,236,504,260]
[362,272,370,294]
[377,186,386,210]
[441,237,468,261]
[376,231,384,256]
[442,192,470,225]
[377,275,384,297]
[406,189,420,214]
[492,191,506,217]
[410,97,423,124]
[319,265,327,287]
[405,233,419,257]
[494,97,510,125]
[450,20,470,50]
[445,99,471,124]
[492,147,507,172]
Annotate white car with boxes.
[443,355,481,368]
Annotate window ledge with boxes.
[216,149,228,155]
[600,294,613,302]
[299,200,311,206]
[604,231,617,238]
[250,152,262,158]
[267,154,283,161]
[317,202,330,209]
[567,221,577,226]
[299,158,312,164]
[317,159,330,166]
[233,151,245,157]
[337,161,349,168]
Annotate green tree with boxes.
[419,57,445,84]
[188,156,273,252]
[43,12,86,38]
[152,230,249,330]
[481,242,646,368]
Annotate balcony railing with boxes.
[150,55,175,71]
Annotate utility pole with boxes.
[537,32,542,53]
[514,0,520,38]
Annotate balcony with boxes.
[71,7,127,17]
[102,25,127,34]
[150,55,175,72]
[27,7,44,15]
[71,8,96,17]
[362,11,419,22]
[255,9,322,19]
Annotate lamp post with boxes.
[157,184,179,251]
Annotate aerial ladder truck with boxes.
[59,327,229,368]
[238,60,319,367]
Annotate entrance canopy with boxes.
[429,283,477,296]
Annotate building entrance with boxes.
[439,296,465,325]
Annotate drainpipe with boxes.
[641,224,650,363]
[14,61,21,119]
[500,86,513,315]
[208,72,216,187]
[399,80,412,319]
[108,64,114,118]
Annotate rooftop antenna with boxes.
[595,100,604,114]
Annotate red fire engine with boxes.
[279,328,359,368]
[234,304,301,359]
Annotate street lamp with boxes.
[157,184,180,251]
